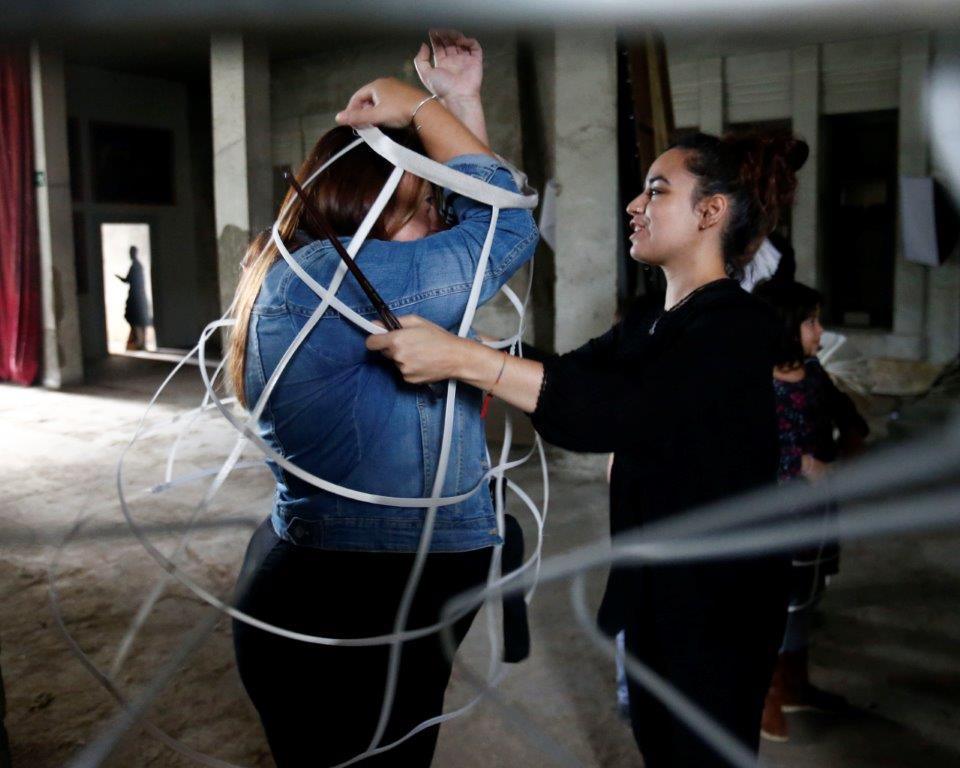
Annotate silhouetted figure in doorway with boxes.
[115,246,150,350]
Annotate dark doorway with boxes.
[819,110,898,330]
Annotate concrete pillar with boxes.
[552,29,619,353]
[791,45,821,287]
[892,32,931,359]
[210,33,272,316]
[697,58,724,135]
[29,42,83,388]
[928,31,960,363]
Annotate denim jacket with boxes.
[245,154,539,552]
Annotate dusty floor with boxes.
[1,356,959,767]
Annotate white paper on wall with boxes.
[900,175,940,267]
[538,178,558,252]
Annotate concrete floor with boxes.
[1,356,959,767]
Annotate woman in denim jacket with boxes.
[229,34,538,768]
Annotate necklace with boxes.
[648,280,721,335]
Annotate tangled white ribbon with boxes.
[53,64,960,768]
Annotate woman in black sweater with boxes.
[367,132,809,766]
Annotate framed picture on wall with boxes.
[90,121,175,205]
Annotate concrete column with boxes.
[928,31,960,363]
[29,42,83,388]
[791,45,821,287]
[552,29,619,353]
[892,32,931,358]
[697,58,724,135]
[210,33,272,315]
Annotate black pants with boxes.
[232,519,491,768]
[624,557,791,767]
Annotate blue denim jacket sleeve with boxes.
[404,153,539,328]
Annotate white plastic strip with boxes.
[357,126,538,210]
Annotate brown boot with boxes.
[779,649,848,713]
[760,657,788,742]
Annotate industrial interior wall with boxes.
[65,65,210,356]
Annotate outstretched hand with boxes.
[414,29,483,102]
[365,315,465,384]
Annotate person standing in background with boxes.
[115,245,150,350]
[754,279,869,742]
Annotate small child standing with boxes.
[754,280,869,742]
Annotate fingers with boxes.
[461,36,482,58]
[365,330,394,352]
[396,314,428,328]
[413,42,434,88]
[429,28,451,58]
[429,28,478,59]
[344,84,375,111]
[364,332,420,382]
[334,108,372,128]
[414,42,431,70]
[335,85,376,126]
[364,316,428,351]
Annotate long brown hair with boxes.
[227,125,427,408]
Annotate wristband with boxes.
[411,93,438,131]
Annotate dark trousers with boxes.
[232,519,491,768]
[624,557,790,767]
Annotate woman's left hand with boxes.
[414,29,483,103]
[366,315,467,383]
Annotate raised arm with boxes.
[414,29,488,145]
[335,77,491,162]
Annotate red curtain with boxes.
[0,45,42,386]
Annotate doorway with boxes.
[101,222,156,354]
[819,110,898,330]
